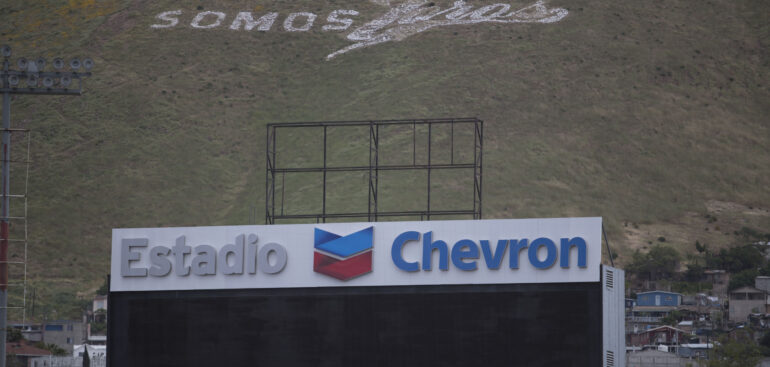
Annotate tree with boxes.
[96,277,108,296]
[35,342,67,356]
[695,240,707,254]
[82,345,90,367]
[5,327,22,342]
[729,268,759,291]
[708,336,762,367]
[685,262,704,282]
[649,245,680,277]
[706,245,764,273]
[759,331,770,356]
[661,310,683,326]
[627,245,682,281]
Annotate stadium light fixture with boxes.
[60,75,71,87]
[52,58,64,70]
[42,76,54,88]
[26,74,38,87]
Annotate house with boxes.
[704,270,729,298]
[41,320,86,353]
[629,306,676,324]
[628,291,682,328]
[74,344,107,359]
[5,341,52,366]
[637,291,682,307]
[627,325,688,347]
[676,343,712,359]
[92,295,108,323]
[676,320,694,333]
[728,286,765,322]
[756,276,770,293]
[9,322,42,342]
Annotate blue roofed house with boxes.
[629,291,683,328]
[637,291,682,307]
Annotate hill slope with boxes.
[0,0,768,317]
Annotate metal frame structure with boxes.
[265,118,482,224]
[1,45,92,367]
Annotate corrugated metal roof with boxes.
[6,342,52,357]
[637,290,682,296]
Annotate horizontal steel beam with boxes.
[0,88,81,95]
[271,163,476,173]
[267,118,480,128]
[272,210,478,220]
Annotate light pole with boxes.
[0,45,92,367]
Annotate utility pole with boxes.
[0,45,93,367]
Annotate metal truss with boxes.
[265,118,482,224]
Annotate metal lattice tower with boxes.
[1,44,93,367]
[0,129,30,324]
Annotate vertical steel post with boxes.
[0,86,10,367]
[368,123,373,222]
[426,122,431,221]
[265,125,272,224]
[374,124,379,222]
[478,120,483,219]
[270,127,276,224]
[472,121,478,219]
[322,126,327,223]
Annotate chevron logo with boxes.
[313,226,373,281]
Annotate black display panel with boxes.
[108,283,601,367]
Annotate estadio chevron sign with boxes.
[111,217,601,292]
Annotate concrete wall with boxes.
[626,351,703,367]
[756,277,770,292]
[42,321,85,353]
[29,356,106,367]
[730,300,765,322]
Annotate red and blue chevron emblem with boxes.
[313,226,373,281]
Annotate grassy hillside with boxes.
[0,0,768,318]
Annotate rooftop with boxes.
[730,286,764,294]
[6,342,52,357]
[637,291,682,296]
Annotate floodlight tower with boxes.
[0,45,93,367]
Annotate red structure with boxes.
[627,325,688,347]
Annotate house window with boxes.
[44,325,63,331]
[67,324,74,331]
[67,337,72,344]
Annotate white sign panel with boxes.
[111,217,601,292]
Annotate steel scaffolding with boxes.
[265,118,483,224]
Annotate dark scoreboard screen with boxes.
[108,282,601,367]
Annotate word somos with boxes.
[150,0,569,59]
[151,9,361,32]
